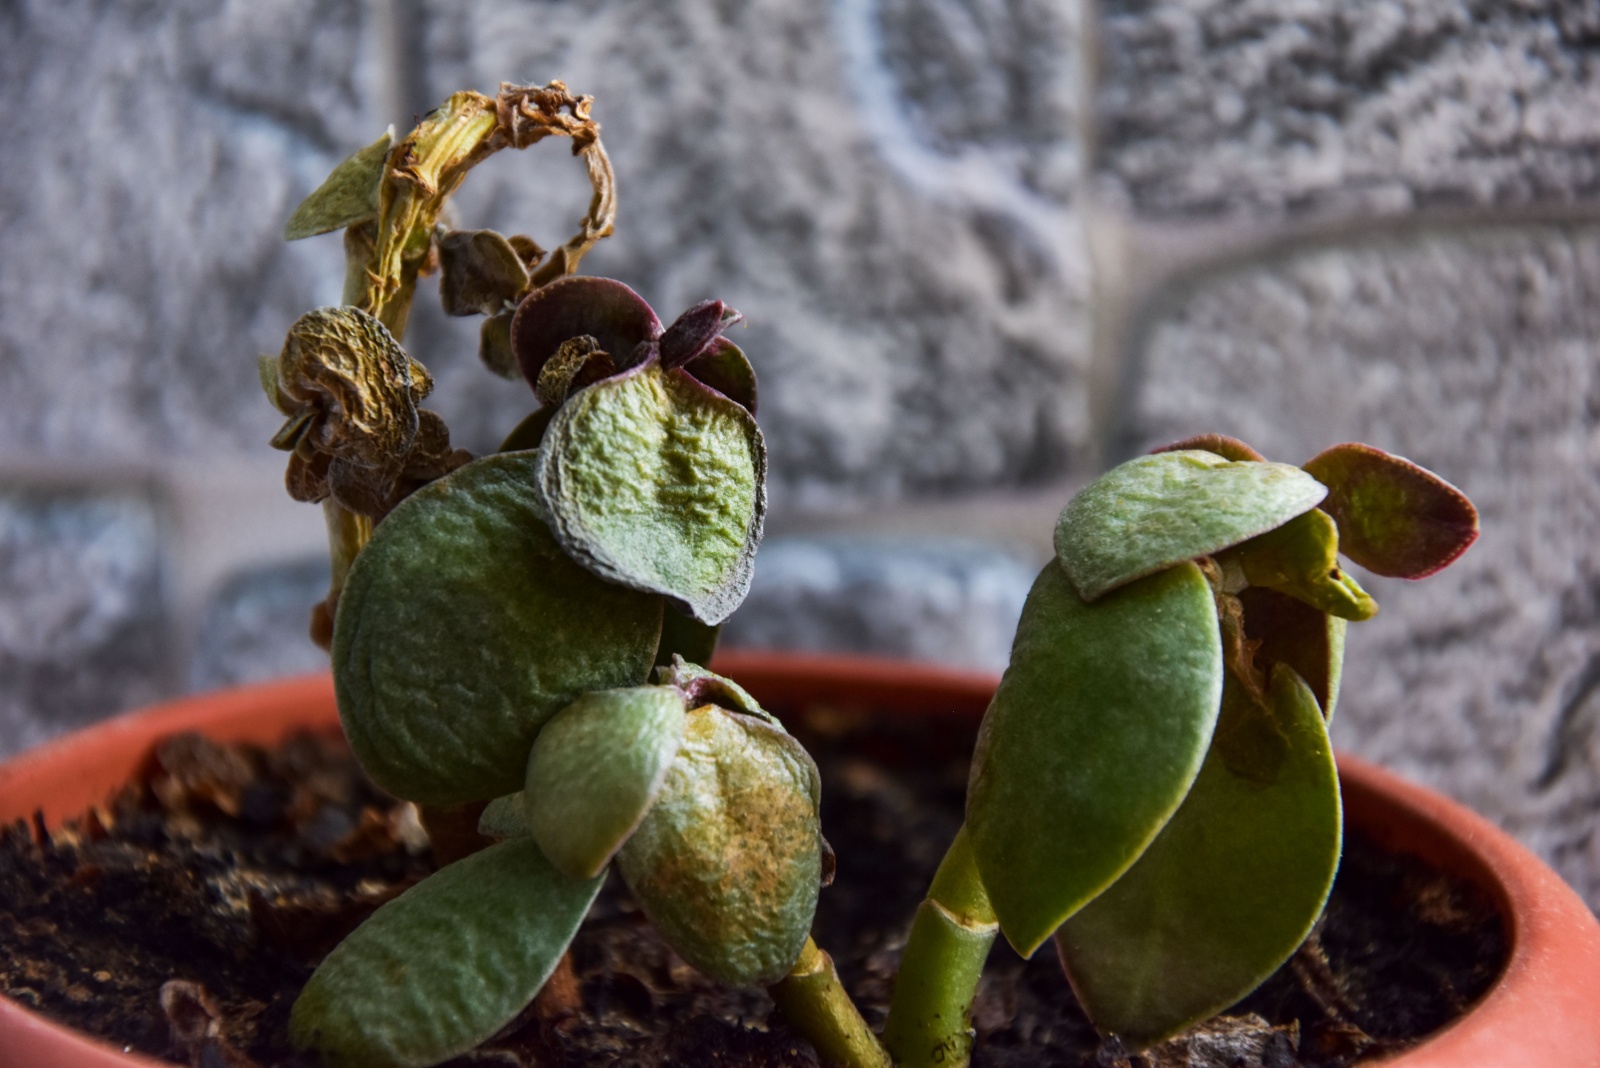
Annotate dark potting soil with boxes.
[0,701,1506,1068]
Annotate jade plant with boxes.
[264,83,1479,1068]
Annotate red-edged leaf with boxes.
[512,277,661,389]
[1302,443,1478,579]
[1152,434,1266,463]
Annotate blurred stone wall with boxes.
[2,0,1597,908]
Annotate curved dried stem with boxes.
[350,81,615,336]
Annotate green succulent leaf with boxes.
[290,838,603,1068]
[1224,509,1377,621]
[1302,443,1478,579]
[1054,664,1341,1048]
[1237,586,1346,720]
[537,359,767,625]
[526,686,688,879]
[477,793,529,840]
[1055,451,1327,602]
[283,128,393,241]
[618,704,822,986]
[333,452,663,805]
[967,561,1223,957]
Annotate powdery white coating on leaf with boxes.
[290,838,603,1068]
[1055,450,1327,601]
[1055,666,1341,1047]
[333,452,663,805]
[967,561,1223,957]
[618,705,822,987]
[538,361,766,625]
[525,686,688,879]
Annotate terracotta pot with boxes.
[1,653,1597,1067]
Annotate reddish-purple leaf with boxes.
[511,277,661,390]
[659,299,743,369]
[683,337,757,414]
[1302,443,1478,579]
[1153,434,1266,463]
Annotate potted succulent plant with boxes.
[4,81,1600,1068]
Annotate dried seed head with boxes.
[270,306,463,517]
[535,335,615,408]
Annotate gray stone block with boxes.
[1095,0,1600,220]
[405,0,1090,501]
[0,0,380,459]
[0,487,172,757]
[1122,222,1600,907]
[189,557,331,692]
[721,537,1038,672]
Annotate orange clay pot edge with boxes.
[0,655,1596,1068]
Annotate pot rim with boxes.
[0,653,1595,1068]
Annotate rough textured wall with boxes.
[410,0,1090,502]
[0,0,378,457]
[1095,0,1600,220]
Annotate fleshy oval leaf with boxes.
[967,561,1223,957]
[333,452,663,805]
[1054,665,1341,1048]
[1055,451,1327,602]
[1302,443,1478,579]
[290,838,603,1068]
[618,705,822,986]
[511,276,661,389]
[537,360,767,625]
[525,686,688,879]
[283,128,392,240]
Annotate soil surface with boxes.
[0,700,1506,1068]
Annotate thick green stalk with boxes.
[881,825,999,1068]
[769,937,890,1068]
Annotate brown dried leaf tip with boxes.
[266,307,467,519]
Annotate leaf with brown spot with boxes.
[617,705,822,986]
[1302,443,1478,578]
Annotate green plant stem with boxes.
[769,936,890,1068]
[880,825,999,1068]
